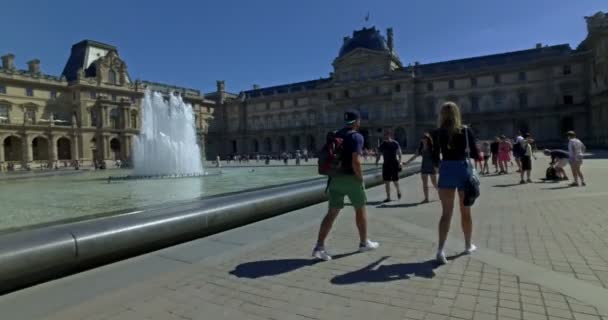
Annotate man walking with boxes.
[313,110,379,261]
[513,131,525,173]
[567,131,586,186]
[376,129,402,202]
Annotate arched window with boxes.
[108,70,117,85]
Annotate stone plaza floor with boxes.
[1,154,608,320]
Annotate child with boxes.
[519,134,536,184]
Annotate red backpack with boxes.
[318,130,353,176]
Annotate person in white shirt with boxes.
[567,131,586,186]
[512,131,526,172]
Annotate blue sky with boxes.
[2,0,605,94]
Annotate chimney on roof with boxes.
[27,59,40,74]
[216,80,226,104]
[1,54,15,70]
[414,61,420,66]
[343,36,349,44]
[535,43,542,49]
[387,28,394,52]
[216,80,225,92]
[253,84,260,89]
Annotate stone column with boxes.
[125,135,132,161]
[102,106,109,128]
[103,135,110,160]
[22,134,33,167]
[123,108,130,129]
[0,135,5,168]
[48,134,57,167]
[71,135,79,161]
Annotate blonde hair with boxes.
[438,101,463,147]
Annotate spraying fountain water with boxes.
[132,90,203,176]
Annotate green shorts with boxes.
[328,174,367,209]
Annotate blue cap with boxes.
[344,109,360,124]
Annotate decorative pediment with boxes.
[97,51,126,70]
[334,48,390,64]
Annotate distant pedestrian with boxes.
[567,131,586,186]
[519,134,536,184]
[490,137,500,173]
[375,129,403,202]
[498,135,512,174]
[513,131,525,173]
[432,102,479,265]
[403,133,437,203]
[313,110,379,261]
[480,141,491,175]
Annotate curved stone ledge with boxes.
[0,165,419,293]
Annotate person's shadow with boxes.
[229,252,357,279]
[330,256,440,285]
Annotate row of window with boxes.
[426,65,573,92]
[326,84,402,101]
[89,109,138,129]
[0,85,58,98]
[426,93,575,114]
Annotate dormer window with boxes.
[108,70,117,85]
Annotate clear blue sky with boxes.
[2,0,605,94]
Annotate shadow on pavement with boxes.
[376,201,437,208]
[229,252,358,279]
[542,185,575,190]
[330,256,439,285]
[493,183,524,188]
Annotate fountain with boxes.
[132,90,203,177]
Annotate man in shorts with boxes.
[376,129,402,202]
[312,110,379,261]
[513,131,525,172]
[543,149,569,180]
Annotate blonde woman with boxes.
[432,102,480,264]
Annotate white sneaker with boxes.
[436,251,448,265]
[312,248,332,261]
[465,244,478,255]
[358,239,380,252]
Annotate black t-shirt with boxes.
[378,140,400,165]
[550,149,569,161]
[432,127,480,164]
[336,127,364,175]
[490,141,499,154]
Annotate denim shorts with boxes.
[438,160,469,190]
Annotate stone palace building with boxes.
[0,40,216,170]
[209,11,608,156]
[1,11,607,169]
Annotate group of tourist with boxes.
[312,101,588,265]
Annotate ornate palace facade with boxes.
[2,11,607,169]
[207,11,608,156]
[0,40,215,170]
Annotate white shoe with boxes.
[436,251,448,265]
[359,239,380,252]
[465,244,477,255]
[312,248,332,261]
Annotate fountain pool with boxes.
[0,166,320,232]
